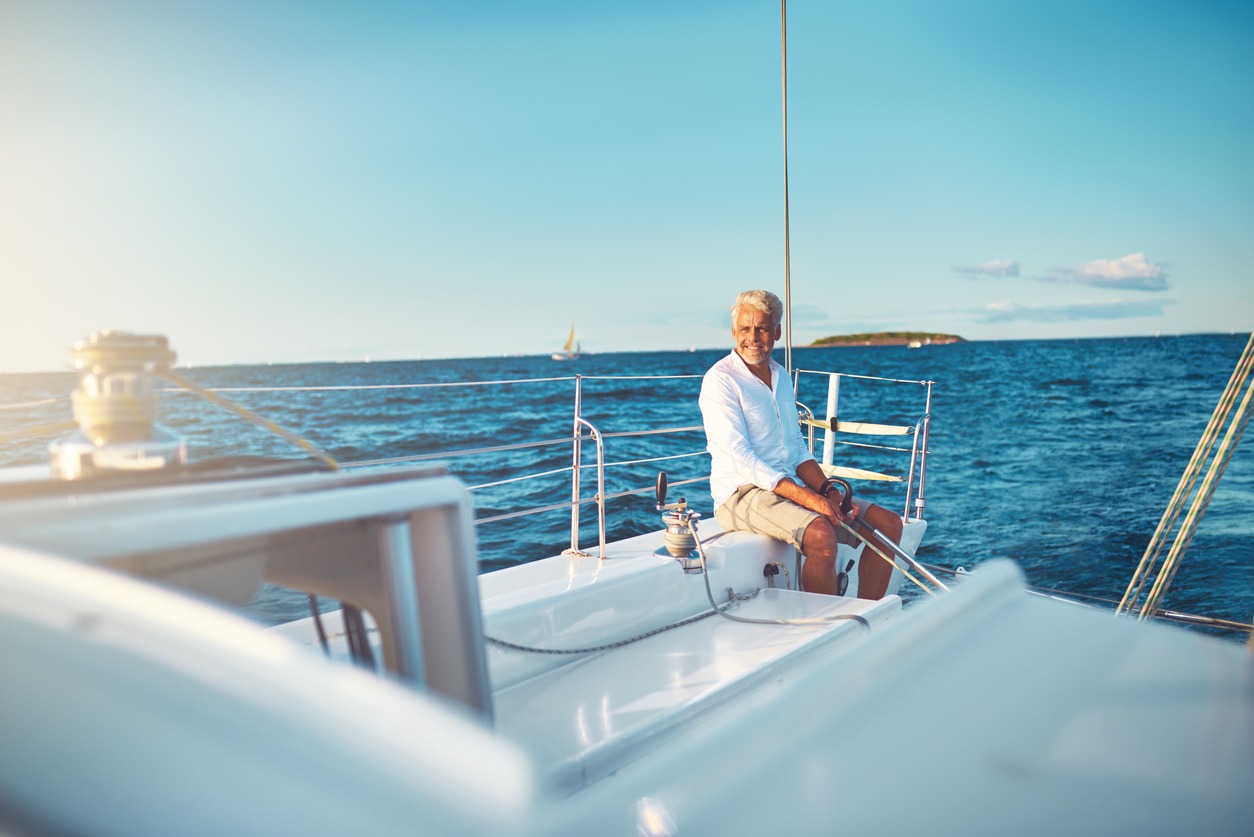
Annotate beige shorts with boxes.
[714,484,862,549]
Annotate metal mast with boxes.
[780,0,793,374]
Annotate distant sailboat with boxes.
[551,323,582,361]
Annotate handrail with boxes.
[569,416,607,559]
[568,375,587,555]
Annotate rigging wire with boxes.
[1117,331,1254,622]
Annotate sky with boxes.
[1,0,1252,372]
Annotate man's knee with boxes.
[801,517,838,563]
[862,503,902,542]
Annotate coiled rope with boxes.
[1118,331,1254,624]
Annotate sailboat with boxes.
[2,330,1252,836]
[550,323,581,361]
[2,4,1252,834]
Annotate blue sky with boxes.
[1,0,1251,372]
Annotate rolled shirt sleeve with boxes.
[699,351,812,510]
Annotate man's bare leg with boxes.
[854,504,904,600]
[799,517,840,594]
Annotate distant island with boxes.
[810,331,966,347]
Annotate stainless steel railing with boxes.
[339,373,710,560]
[793,369,933,522]
[335,369,931,557]
[0,367,928,560]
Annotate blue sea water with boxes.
[1,334,1251,635]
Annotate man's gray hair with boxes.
[731,290,783,328]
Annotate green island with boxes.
[810,331,965,347]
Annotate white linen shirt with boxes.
[699,350,812,509]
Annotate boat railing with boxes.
[331,370,932,559]
[0,366,929,562]
[330,373,711,561]
[792,369,934,522]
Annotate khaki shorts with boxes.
[714,484,862,549]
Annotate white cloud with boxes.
[954,259,1020,278]
[1051,253,1168,290]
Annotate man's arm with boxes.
[774,459,859,525]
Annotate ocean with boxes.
[2,333,1251,636]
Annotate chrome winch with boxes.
[655,472,703,573]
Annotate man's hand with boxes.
[820,490,859,527]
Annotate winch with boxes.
[49,331,186,480]
[655,472,703,573]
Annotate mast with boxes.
[780,0,793,374]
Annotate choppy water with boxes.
[2,334,1251,634]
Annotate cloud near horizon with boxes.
[978,298,1170,323]
[953,259,1020,278]
[1048,252,1169,291]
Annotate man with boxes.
[699,290,903,598]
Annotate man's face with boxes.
[732,307,780,366]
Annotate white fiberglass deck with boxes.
[491,579,897,793]
[275,522,903,793]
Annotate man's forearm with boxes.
[772,475,827,516]
[774,461,856,522]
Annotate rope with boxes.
[766,561,792,589]
[484,605,732,655]
[0,398,63,411]
[0,419,79,444]
[837,518,948,596]
[1118,332,1254,619]
[159,369,341,471]
[1140,352,1254,619]
[482,514,877,655]
[689,518,871,629]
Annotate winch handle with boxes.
[829,476,854,516]
[655,471,668,508]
